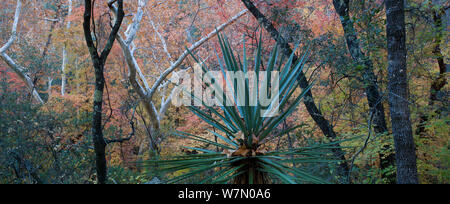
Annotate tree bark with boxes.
[111,1,247,153]
[331,0,396,183]
[240,0,351,183]
[416,3,448,137]
[83,0,125,184]
[42,1,62,60]
[386,0,419,184]
[61,0,73,96]
[0,0,44,104]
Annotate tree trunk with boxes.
[83,0,125,184]
[240,0,351,183]
[42,1,62,60]
[61,0,72,96]
[332,0,395,183]
[0,0,44,104]
[386,0,419,184]
[416,3,448,137]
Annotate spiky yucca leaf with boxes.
[145,34,346,184]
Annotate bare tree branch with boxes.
[0,0,44,104]
[83,0,125,184]
[148,15,173,63]
[0,0,21,53]
[111,3,247,132]
[146,9,248,101]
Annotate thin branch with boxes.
[148,13,173,63]
[100,0,125,62]
[0,0,44,104]
[61,0,73,96]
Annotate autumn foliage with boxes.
[0,0,448,184]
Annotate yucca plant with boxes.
[145,34,344,184]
